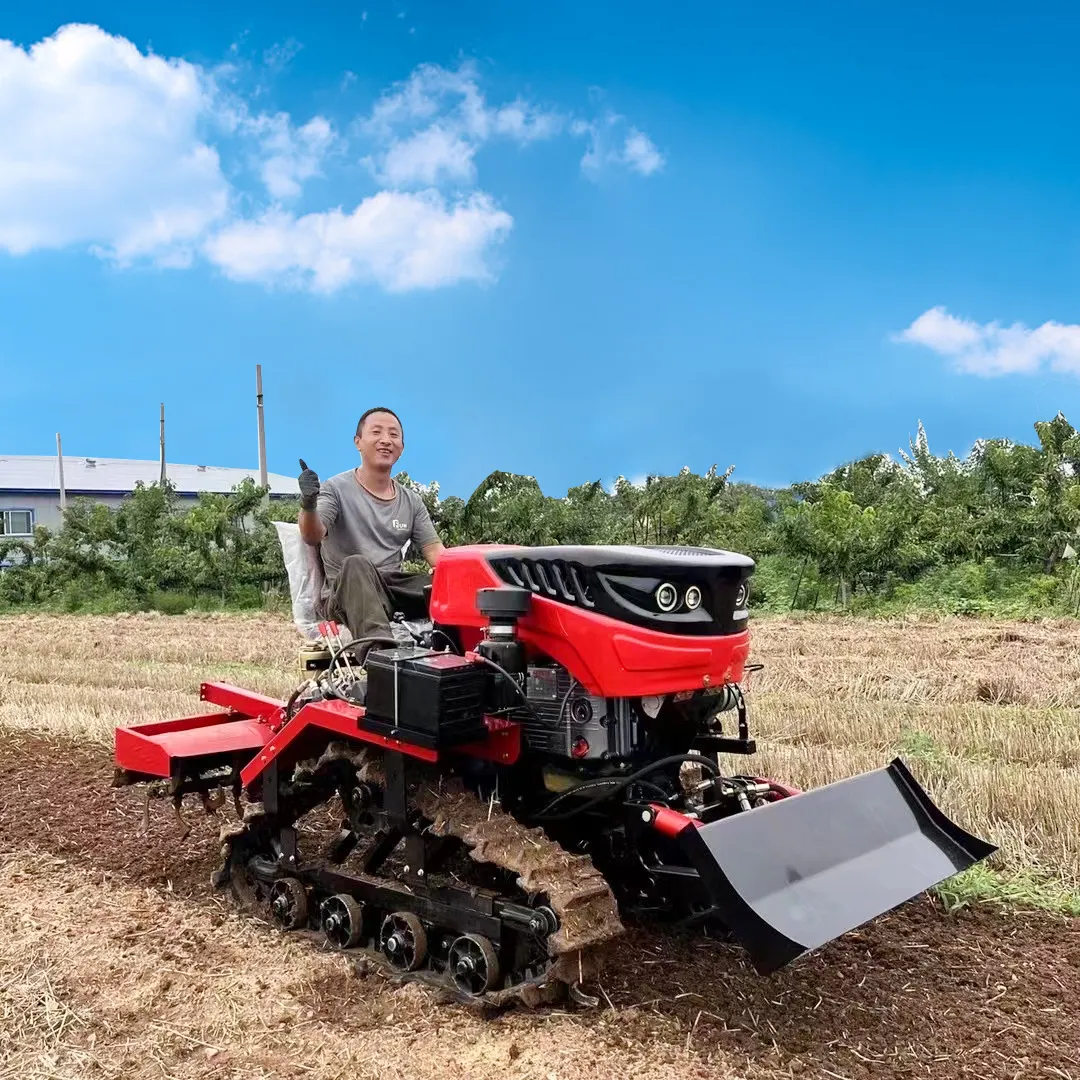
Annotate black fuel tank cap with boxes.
[476,586,532,618]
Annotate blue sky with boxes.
[3,2,1080,498]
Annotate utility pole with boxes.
[159,403,166,485]
[256,364,268,491]
[56,432,66,512]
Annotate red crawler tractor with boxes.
[113,544,995,1003]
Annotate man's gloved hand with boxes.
[298,458,320,512]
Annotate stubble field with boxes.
[1,611,1078,1079]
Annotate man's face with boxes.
[355,411,403,469]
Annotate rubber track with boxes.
[414,783,626,1002]
[222,741,626,1006]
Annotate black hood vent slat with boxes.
[532,561,558,597]
[568,565,595,607]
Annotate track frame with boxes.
[225,744,557,999]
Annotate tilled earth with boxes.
[2,730,1078,1080]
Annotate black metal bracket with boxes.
[692,735,757,755]
[693,682,756,755]
[383,752,426,884]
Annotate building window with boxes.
[0,510,34,536]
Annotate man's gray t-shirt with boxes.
[316,470,439,594]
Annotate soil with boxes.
[2,729,1078,1080]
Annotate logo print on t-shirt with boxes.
[391,518,409,531]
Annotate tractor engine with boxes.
[516,660,743,763]
[519,661,648,762]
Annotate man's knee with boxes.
[339,553,378,581]
[333,554,391,614]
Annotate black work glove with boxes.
[298,458,320,512]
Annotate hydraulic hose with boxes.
[529,753,720,823]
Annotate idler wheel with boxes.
[320,894,364,949]
[447,934,500,996]
[268,878,308,930]
[379,911,428,971]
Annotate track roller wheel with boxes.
[268,878,308,930]
[222,842,269,912]
[530,905,559,938]
[447,934,500,997]
[379,912,428,971]
[320,894,364,949]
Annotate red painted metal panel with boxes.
[239,697,438,788]
[114,714,270,778]
[611,633,713,672]
[154,719,270,759]
[200,682,285,719]
[458,716,522,765]
[118,712,241,738]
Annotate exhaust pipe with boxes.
[664,758,996,974]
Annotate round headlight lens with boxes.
[735,582,749,609]
[685,585,702,610]
[655,582,678,612]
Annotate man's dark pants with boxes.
[320,555,431,662]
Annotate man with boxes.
[297,406,445,662]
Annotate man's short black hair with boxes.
[356,407,402,437]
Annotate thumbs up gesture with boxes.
[298,458,320,511]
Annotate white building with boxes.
[0,455,300,538]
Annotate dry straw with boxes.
[1,610,1078,884]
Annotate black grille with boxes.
[496,557,595,608]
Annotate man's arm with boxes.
[411,494,445,567]
[298,507,326,545]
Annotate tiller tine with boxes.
[676,757,996,975]
[172,792,192,841]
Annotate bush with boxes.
[5,410,1080,619]
[151,591,196,615]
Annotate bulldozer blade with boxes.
[679,757,996,975]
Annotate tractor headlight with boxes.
[684,585,702,610]
[735,582,749,611]
[655,582,678,612]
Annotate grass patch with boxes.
[896,727,946,763]
[935,864,1080,918]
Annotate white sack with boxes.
[271,520,325,641]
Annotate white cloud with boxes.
[375,124,477,186]
[255,114,338,199]
[361,62,566,187]
[0,27,662,294]
[895,306,1080,376]
[262,39,302,73]
[0,27,512,291]
[364,62,459,134]
[0,23,230,263]
[574,111,665,180]
[203,190,512,292]
[621,129,664,176]
[491,100,563,142]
